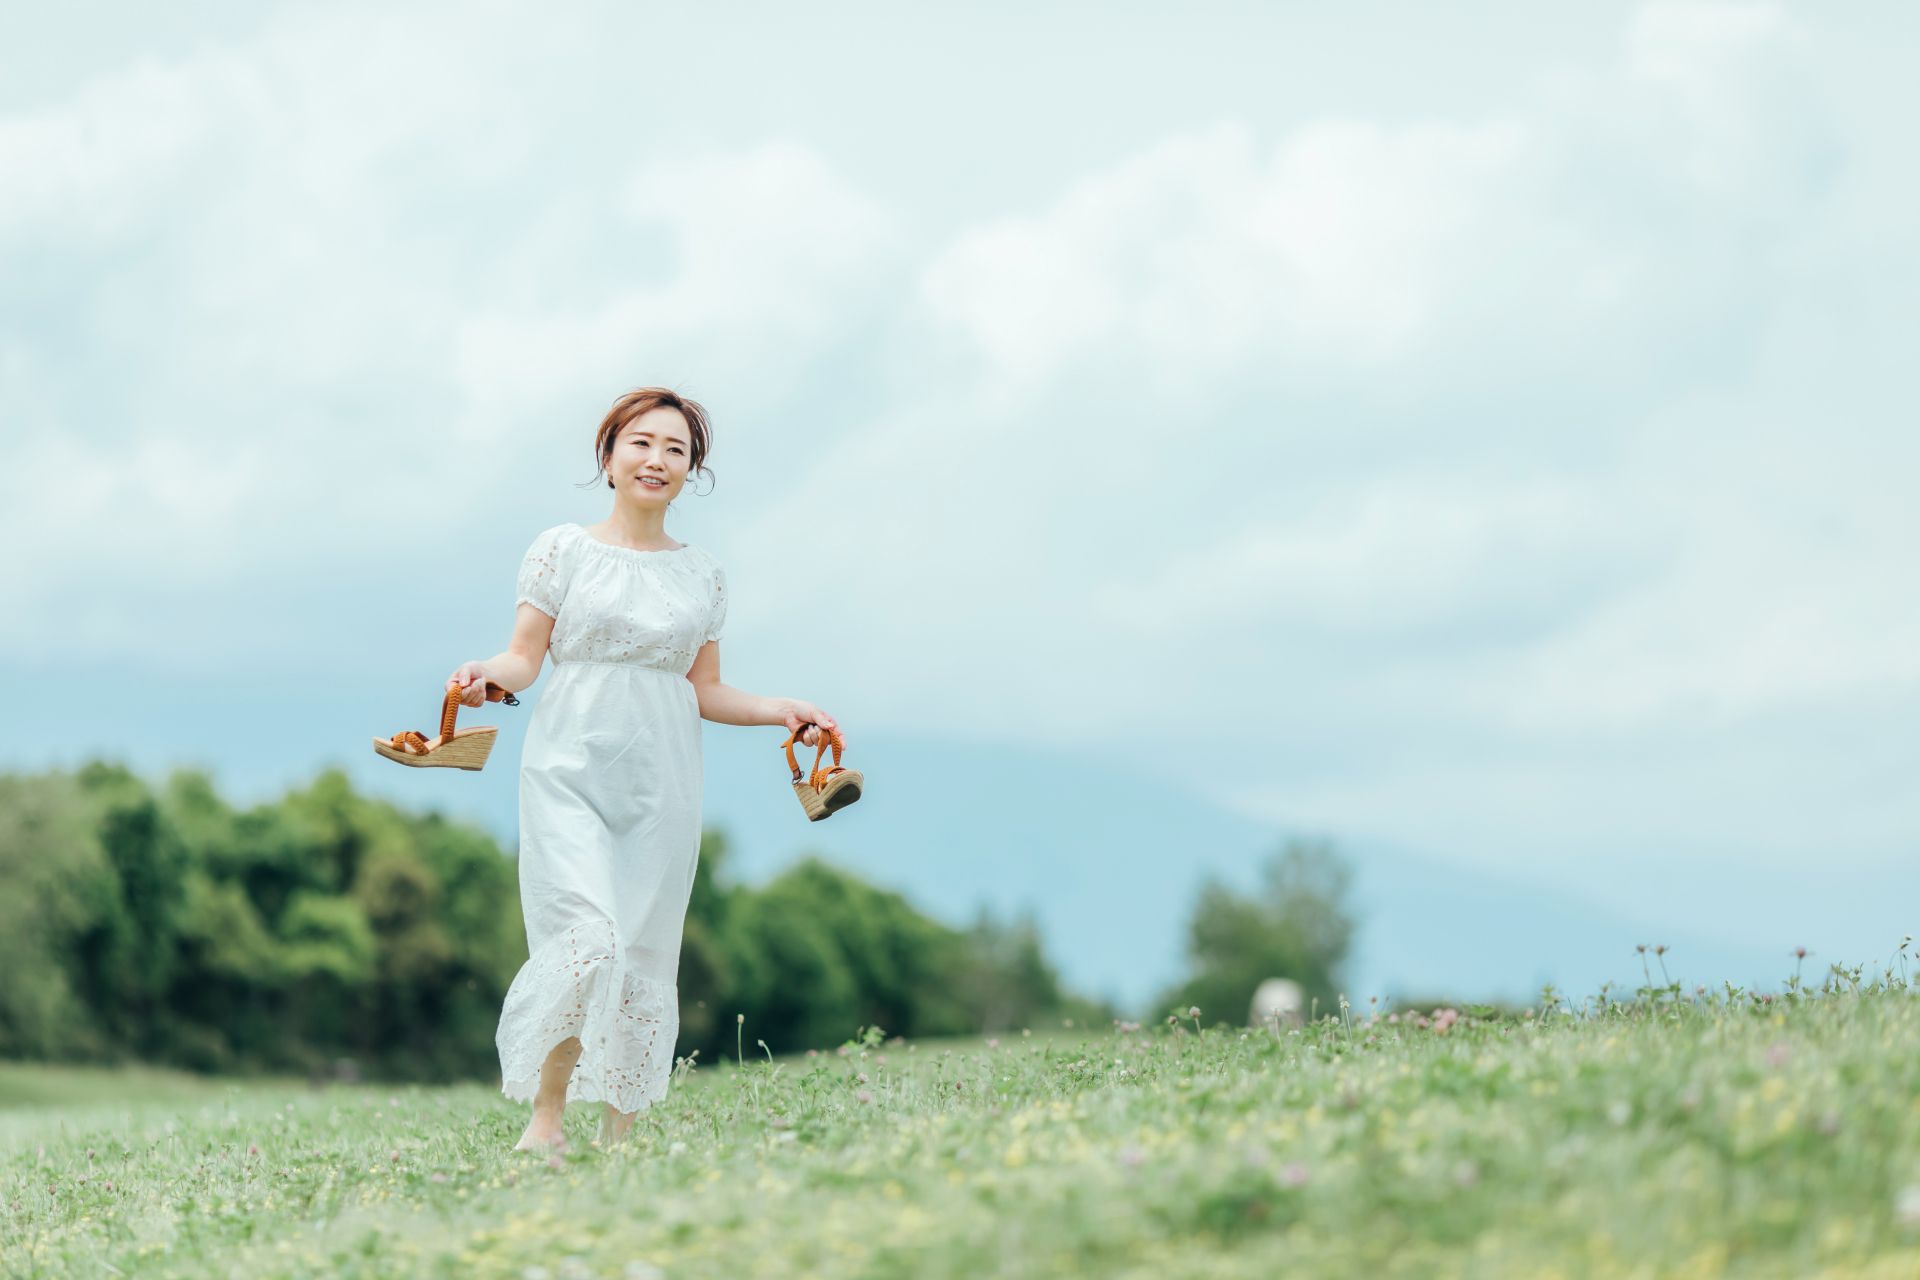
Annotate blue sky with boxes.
[3,2,1916,1013]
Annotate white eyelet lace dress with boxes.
[495,521,728,1115]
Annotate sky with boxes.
[3,1,1916,1013]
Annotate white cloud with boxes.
[4,0,1916,901]
[452,141,905,437]
[0,53,245,242]
[0,12,903,658]
[1627,0,1793,96]
[917,116,1540,404]
[1084,473,1651,640]
[725,0,1918,849]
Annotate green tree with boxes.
[719,857,986,1054]
[954,903,1066,1033]
[724,883,862,1054]
[677,829,740,1053]
[70,763,192,1055]
[1150,837,1355,1028]
[0,771,110,1058]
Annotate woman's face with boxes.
[608,406,693,505]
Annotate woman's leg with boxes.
[598,1102,638,1145]
[514,1035,584,1150]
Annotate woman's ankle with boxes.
[594,1103,627,1132]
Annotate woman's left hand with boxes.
[782,700,842,749]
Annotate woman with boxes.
[449,387,841,1152]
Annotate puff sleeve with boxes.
[515,525,572,619]
[704,561,729,644]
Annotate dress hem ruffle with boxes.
[495,917,680,1116]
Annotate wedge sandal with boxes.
[373,679,520,771]
[783,722,863,821]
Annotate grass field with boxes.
[6,974,1920,1279]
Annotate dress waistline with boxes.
[552,659,688,676]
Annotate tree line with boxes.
[0,761,1355,1084]
[0,762,1115,1081]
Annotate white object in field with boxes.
[1250,978,1304,1031]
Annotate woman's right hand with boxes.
[449,661,493,706]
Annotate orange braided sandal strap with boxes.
[439,684,463,742]
[783,725,815,783]
[387,680,518,756]
[809,729,847,789]
[783,723,846,787]
[438,678,520,736]
[783,725,807,782]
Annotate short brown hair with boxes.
[585,387,715,493]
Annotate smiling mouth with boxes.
[638,477,666,488]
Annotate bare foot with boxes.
[595,1103,637,1146]
[513,1113,568,1152]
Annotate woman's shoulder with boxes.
[523,522,583,554]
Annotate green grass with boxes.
[5,984,1920,1279]
[0,1059,265,1112]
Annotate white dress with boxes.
[494,521,728,1115]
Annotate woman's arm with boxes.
[450,603,556,703]
[686,640,840,742]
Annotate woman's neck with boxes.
[594,504,676,550]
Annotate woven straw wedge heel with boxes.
[373,679,520,771]
[783,723,863,821]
